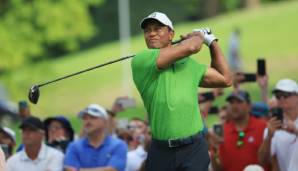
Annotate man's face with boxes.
[275,91,298,112]
[228,99,250,120]
[82,114,106,135]
[21,127,44,146]
[143,20,174,49]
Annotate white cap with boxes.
[79,104,108,120]
[243,165,264,171]
[0,127,16,143]
[140,12,174,30]
[273,79,298,93]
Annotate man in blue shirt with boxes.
[64,104,128,171]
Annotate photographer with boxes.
[210,90,267,171]
[258,79,298,171]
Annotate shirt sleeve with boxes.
[64,142,80,169]
[131,49,160,94]
[107,141,128,171]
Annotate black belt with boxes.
[152,131,203,148]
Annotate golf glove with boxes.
[193,28,218,47]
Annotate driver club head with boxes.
[28,85,40,104]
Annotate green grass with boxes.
[1,1,298,128]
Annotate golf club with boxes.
[28,39,183,104]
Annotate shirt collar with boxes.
[83,135,111,148]
[21,143,47,161]
[228,116,255,133]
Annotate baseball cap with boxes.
[243,164,264,171]
[19,116,45,131]
[251,102,269,118]
[0,127,16,142]
[78,104,108,120]
[272,79,298,94]
[226,90,250,103]
[140,12,174,30]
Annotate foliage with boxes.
[0,0,103,70]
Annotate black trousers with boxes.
[145,135,210,171]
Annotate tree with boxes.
[0,0,104,70]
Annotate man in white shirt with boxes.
[258,79,298,171]
[6,116,64,171]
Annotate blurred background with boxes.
[0,0,297,139]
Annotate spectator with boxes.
[251,102,270,120]
[64,104,128,171]
[6,116,64,171]
[258,79,298,171]
[125,118,149,171]
[127,118,149,150]
[228,27,242,72]
[18,100,31,120]
[0,126,16,159]
[44,115,74,153]
[0,147,5,171]
[210,90,267,171]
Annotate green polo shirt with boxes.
[131,49,207,140]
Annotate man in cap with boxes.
[210,90,267,171]
[64,104,128,171]
[258,79,298,171]
[131,12,232,171]
[6,116,64,171]
[0,126,16,159]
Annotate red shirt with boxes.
[219,116,267,171]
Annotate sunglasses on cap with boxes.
[274,91,296,100]
[237,131,245,147]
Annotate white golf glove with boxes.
[193,28,218,46]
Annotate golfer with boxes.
[131,12,232,171]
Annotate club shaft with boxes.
[36,39,182,88]
[38,55,134,87]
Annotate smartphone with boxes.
[270,107,283,121]
[213,124,224,137]
[208,106,219,114]
[242,73,257,82]
[116,97,136,109]
[199,92,215,103]
[257,59,266,76]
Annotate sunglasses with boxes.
[275,92,295,100]
[237,131,245,147]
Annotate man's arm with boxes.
[258,118,282,165]
[156,32,204,69]
[200,41,233,88]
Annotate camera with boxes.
[257,59,266,76]
[236,72,256,83]
[199,92,215,103]
[213,124,224,137]
[270,107,283,121]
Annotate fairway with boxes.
[1,0,297,119]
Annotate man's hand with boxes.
[193,28,218,46]
[267,117,283,138]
